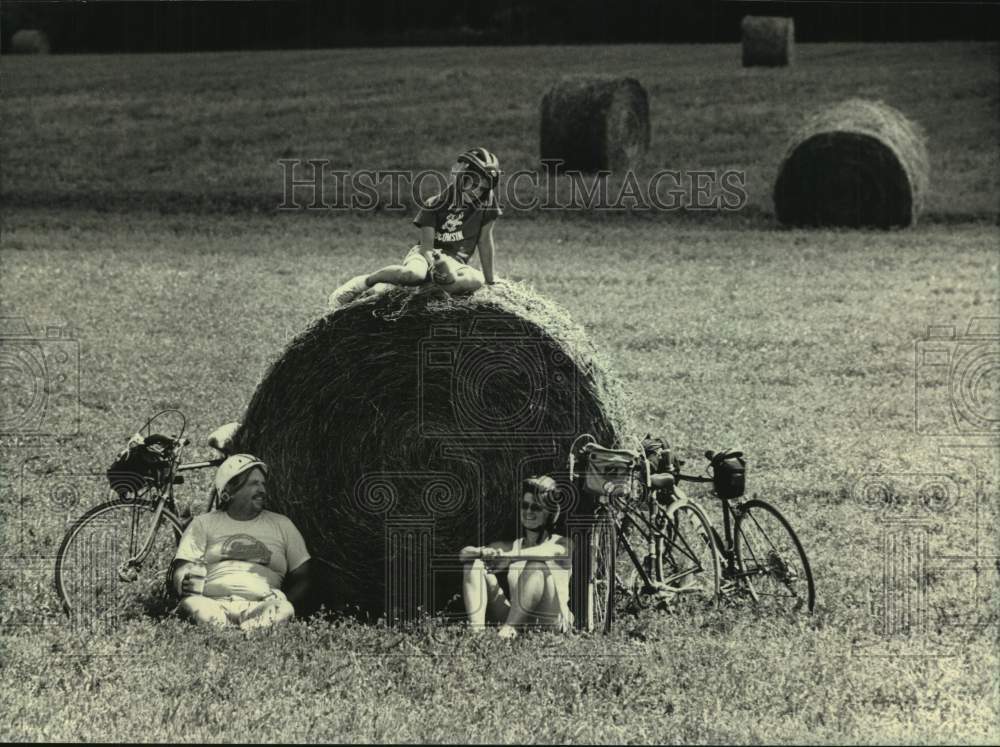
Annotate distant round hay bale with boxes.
[230,282,630,617]
[741,16,794,67]
[540,75,650,173]
[773,99,930,228]
[10,30,50,54]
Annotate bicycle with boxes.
[53,410,236,626]
[569,434,722,634]
[680,449,816,614]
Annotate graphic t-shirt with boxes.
[175,510,310,601]
[412,187,502,263]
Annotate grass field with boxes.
[1,43,999,743]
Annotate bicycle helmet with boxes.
[214,453,268,496]
[456,147,501,188]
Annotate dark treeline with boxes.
[2,0,998,53]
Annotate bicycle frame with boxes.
[117,448,223,571]
[674,471,778,591]
[587,454,715,605]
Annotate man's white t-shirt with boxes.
[175,510,310,601]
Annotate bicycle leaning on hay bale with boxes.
[569,433,815,633]
[53,410,232,625]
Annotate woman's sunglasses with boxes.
[520,499,546,512]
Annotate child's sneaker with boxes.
[328,274,370,309]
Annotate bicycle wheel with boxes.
[656,502,721,606]
[734,499,815,613]
[54,499,185,627]
[587,508,616,634]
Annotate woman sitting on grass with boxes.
[328,147,502,308]
[171,454,312,631]
[459,475,573,638]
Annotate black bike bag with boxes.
[711,450,746,499]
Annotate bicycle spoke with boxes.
[734,500,815,614]
[656,503,721,604]
[55,500,183,628]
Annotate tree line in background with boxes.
[2,0,998,53]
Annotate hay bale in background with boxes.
[10,29,50,54]
[773,99,930,228]
[741,16,794,67]
[231,282,630,617]
[540,75,650,173]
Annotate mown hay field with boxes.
[1,43,998,743]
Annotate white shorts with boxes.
[205,590,287,625]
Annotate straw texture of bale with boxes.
[540,76,650,173]
[231,281,630,617]
[741,16,794,67]
[10,29,50,54]
[773,99,930,228]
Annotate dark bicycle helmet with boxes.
[456,147,501,187]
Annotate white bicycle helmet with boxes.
[214,453,268,496]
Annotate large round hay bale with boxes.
[230,282,630,617]
[540,76,650,173]
[10,29,50,54]
[773,99,930,228]
[741,16,794,67]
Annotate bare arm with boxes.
[459,540,510,563]
[478,221,496,284]
[283,560,313,615]
[419,225,437,266]
[502,536,571,561]
[169,558,198,597]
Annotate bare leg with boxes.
[176,596,228,627]
[435,264,485,295]
[366,264,426,286]
[367,251,431,287]
[240,598,295,631]
[462,559,509,629]
[502,561,563,635]
[430,255,484,295]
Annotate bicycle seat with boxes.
[207,422,240,454]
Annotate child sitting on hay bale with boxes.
[329,147,502,308]
[459,475,573,638]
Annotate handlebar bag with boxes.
[583,450,635,495]
[712,453,746,499]
[107,435,173,497]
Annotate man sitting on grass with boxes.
[170,454,312,631]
